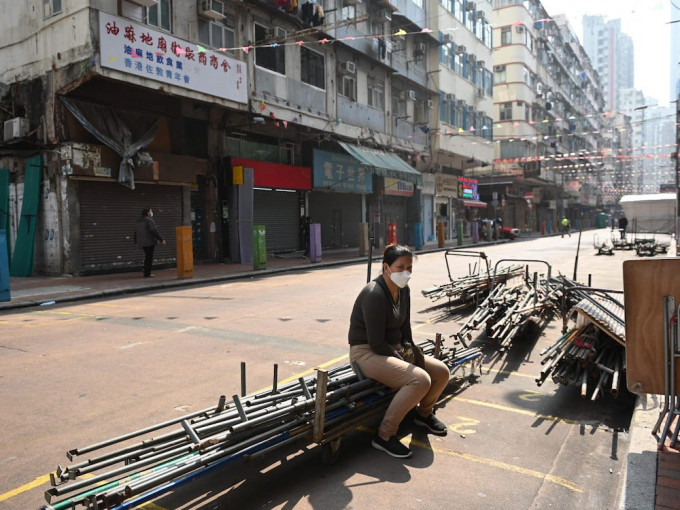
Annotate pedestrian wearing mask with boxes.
[348,244,450,458]
[135,208,166,277]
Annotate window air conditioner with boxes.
[374,8,392,22]
[339,61,356,74]
[477,60,485,68]
[127,0,158,6]
[414,42,426,57]
[455,45,466,55]
[408,90,417,101]
[444,93,455,101]
[3,117,28,141]
[477,88,485,98]
[268,26,287,38]
[456,99,465,108]
[427,99,434,109]
[516,25,525,33]
[476,10,485,21]
[466,1,476,11]
[198,0,226,20]
[442,34,453,44]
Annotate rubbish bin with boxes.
[414,222,423,250]
[387,222,397,245]
[0,229,10,302]
[309,223,322,263]
[596,213,608,228]
[175,226,194,279]
[253,225,266,270]
[436,222,445,248]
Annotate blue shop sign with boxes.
[313,149,373,193]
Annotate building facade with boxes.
[582,15,634,114]
[4,0,498,275]
[490,0,605,232]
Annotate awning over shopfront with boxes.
[462,199,487,208]
[338,142,422,185]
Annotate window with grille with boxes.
[255,24,285,74]
[301,47,325,89]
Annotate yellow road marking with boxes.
[139,503,168,510]
[253,354,350,394]
[445,394,591,428]
[0,474,50,503]
[408,438,583,493]
[357,426,581,492]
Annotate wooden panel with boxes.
[623,259,680,394]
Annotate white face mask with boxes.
[389,269,412,289]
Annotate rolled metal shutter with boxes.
[308,192,362,249]
[78,181,182,274]
[253,189,299,252]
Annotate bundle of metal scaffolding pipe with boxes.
[46,442,199,501]
[65,402,224,461]
[48,338,470,508]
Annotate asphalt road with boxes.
[0,229,656,510]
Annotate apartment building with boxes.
[491,0,605,232]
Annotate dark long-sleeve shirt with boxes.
[135,216,164,247]
[348,274,412,357]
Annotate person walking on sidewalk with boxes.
[561,217,571,238]
[618,214,628,240]
[135,208,166,277]
[348,244,450,459]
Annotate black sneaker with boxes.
[371,435,412,458]
[413,413,448,436]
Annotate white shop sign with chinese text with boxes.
[99,12,247,104]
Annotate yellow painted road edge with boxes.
[0,474,50,503]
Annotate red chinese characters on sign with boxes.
[185,48,195,61]
[209,55,218,69]
[157,37,167,53]
[141,32,153,45]
[198,52,207,65]
[171,41,181,56]
[221,60,231,72]
[124,26,136,43]
[105,21,120,35]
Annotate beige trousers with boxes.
[350,344,450,439]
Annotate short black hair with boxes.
[141,208,150,216]
[382,244,413,266]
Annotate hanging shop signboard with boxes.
[457,176,479,200]
[384,178,414,196]
[313,150,373,194]
[99,12,247,104]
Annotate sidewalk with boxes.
[1,229,675,510]
[0,235,520,311]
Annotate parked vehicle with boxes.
[501,226,520,239]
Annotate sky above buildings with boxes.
[538,0,672,107]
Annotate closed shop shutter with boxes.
[383,196,407,244]
[254,189,299,252]
[308,192,362,249]
[78,181,182,274]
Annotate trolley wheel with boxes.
[322,437,342,465]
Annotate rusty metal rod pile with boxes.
[44,339,481,510]
[453,273,561,351]
[535,324,626,400]
[421,264,525,306]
